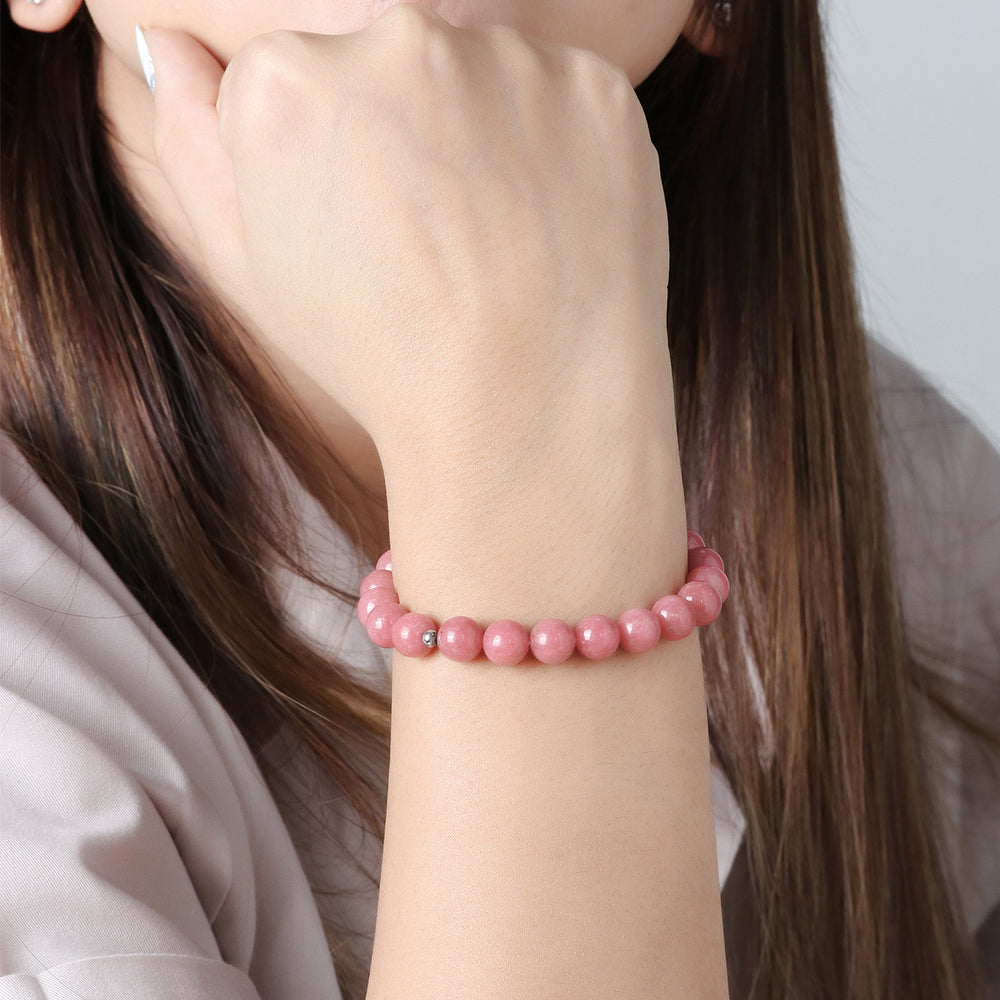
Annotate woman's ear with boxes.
[7,0,85,33]
[682,1,731,58]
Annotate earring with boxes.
[711,1,733,28]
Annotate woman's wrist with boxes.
[379,363,687,628]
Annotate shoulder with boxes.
[0,433,337,997]
[1,431,258,804]
[869,339,999,658]
[867,343,1000,946]
[869,336,999,509]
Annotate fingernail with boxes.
[135,25,156,95]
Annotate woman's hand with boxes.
[147,2,682,618]
[144,6,671,468]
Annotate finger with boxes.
[141,27,242,274]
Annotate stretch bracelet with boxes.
[357,530,729,665]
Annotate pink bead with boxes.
[437,616,484,662]
[652,594,695,641]
[392,612,438,658]
[483,620,530,666]
[688,546,725,573]
[365,603,406,648]
[687,530,706,550]
[617,608,661,654]
[360,569,395,594]
[357,587,399,624]
[529,618,577,665]
[678,581,722,626]
[376,550,393,571]
[575,614,620,660]
[688,564,730,602]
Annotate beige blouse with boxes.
[2,343,998,997]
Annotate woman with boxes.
[2,0,997,996]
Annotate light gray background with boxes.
[827,0,999,446]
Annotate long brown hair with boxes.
[0,3,989,998]
[637,2,989,995]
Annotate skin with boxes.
[10,1,730,995]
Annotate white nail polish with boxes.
[135,25,156,95]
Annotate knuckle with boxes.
[220,31,312,140]
[570,49,648,140]
[242,30,309,96]
[375,3,450,73]
[577,49,632,105]
[378,1,436,34]
[482,22,539,76]
[482,21,524,53]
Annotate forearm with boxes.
[367,380,729,999]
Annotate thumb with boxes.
[138,26,242,275]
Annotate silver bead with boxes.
[711,1,733,28]
[421,629,438,649]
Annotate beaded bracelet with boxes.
[358,530,729,665]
